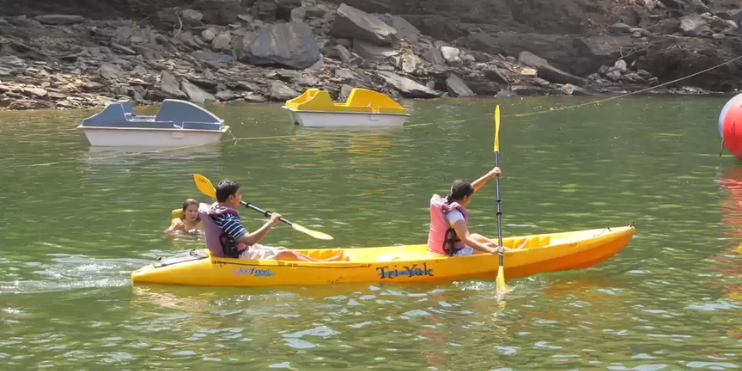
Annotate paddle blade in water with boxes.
[494,105,501,153]
[496,266,508,293]
[292,223,334,240]
[193,174,217,199]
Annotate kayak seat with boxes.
[508,236,551,249]
[523,236,551,249]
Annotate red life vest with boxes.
[427,194,469,256]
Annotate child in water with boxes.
[167,198,203,234]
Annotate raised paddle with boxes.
[192,174,334,240]
[494,105,509,294]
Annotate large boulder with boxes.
[239,22,321,69]
[181,79,216,104]
[446,74,475,97]
[330,4,397,46]
[375,71,441,98]
[352,40,399,62]
[518,51,587,86]
[269,81,300,100]
[0,56,27,77]
[379,14,420,43]
[147,71,187,100]
[422,46,445,66]
[211,31,232,51]
[396,53,423,74]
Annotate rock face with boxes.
[338,0,742,92]
[0,0,737,111]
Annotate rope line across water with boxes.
[502,54,742,119]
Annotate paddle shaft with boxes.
[241,200,295,227]
[495,151,503,266]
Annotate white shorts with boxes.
[453,246,475,256]
[238,244,286,260]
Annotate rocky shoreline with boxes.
[0,0,739,111]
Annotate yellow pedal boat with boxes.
[131,225,635,287]
[282,88,410,128]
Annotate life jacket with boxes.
[427,194,469,256]
[198,202,248,258]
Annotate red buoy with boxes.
[721,93,742,159]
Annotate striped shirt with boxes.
[210,212,248,240]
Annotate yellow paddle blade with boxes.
[193,174,216,199]
[494,105,501,153]
[496,265,508,293]
[292,223,334,240]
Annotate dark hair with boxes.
[446,179,474,203]
[181,198,200,222]
[216,179,240,202]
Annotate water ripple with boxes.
[1,98,742,369]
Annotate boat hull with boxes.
[284,108,409,128]
[131,226,635,287]
[77,126,229,147]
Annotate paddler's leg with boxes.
[276,249,345,262]
[470,233,514,251]
[241,245,345,261]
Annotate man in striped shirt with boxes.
[201,179,343,262]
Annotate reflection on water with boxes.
[83,144,224,166]
[718,166,742,240]
[293,125,405,136]
[712,166,742,311]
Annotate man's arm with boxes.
[231,213,282,246]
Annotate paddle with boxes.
[192,174,334,240]
[494,105,509,294]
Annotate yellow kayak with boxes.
[131,225,635,287]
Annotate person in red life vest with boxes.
[428,167,512,257]
[199,179,343,262]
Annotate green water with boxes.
[2,96,742,370]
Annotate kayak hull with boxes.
[131,226,635,287]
